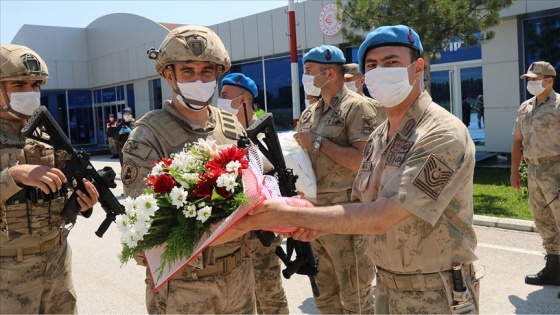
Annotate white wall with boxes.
[85,13,169,88]
[481,19,521,153]
[211,0,344,62]
[12,25,89,89]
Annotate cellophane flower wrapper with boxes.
[117,141,312,290]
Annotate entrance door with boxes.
[95,103,124,145]
[430,62,484,146]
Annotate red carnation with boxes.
[206,146,248,176]
[145,175,157,187]
[153,173,177,194]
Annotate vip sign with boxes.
[319,3,342,36]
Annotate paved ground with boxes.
[71,156,559,314]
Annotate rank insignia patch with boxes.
[121,161,139,186]
[413,154,454,200]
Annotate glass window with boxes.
[116,85,125,101]
[150,79,162,110]
[264,56,297,130]
[523,13,560,94]
[127,83,135,112]
[101,87,116,103]
[40,90,68,137]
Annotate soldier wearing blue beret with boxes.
[218,73,290,314]
[230,25,481,314]
[293,44,385,314]
[218,73,259,128]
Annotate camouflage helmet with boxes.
[150,25,231,77]
[1,44,49,84]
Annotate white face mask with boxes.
[364,63,416,108]
[216,96,242,115]
[302,70,327,97]
[8,91,41,117]
[345,80,359,93]
[176,80,217,110]
[123,114,132,122]
[527,80,546,96]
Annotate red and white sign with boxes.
[319,3,342,36]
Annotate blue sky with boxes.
[1,0,289,43]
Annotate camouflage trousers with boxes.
[145,258,256,314]
[374,263,482,314]
[108,137,119,155]
[0,240,77,314]
[246,231,289,314]
[312,234,375,314]
[527,162,560,254]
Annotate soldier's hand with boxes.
[289,228,324,242]
[510,171,522,189]
[8,164,66,194]
[76,178,99,212]
[293,131,317,150]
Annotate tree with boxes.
[336,0,515,92]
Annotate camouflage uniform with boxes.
[245,232,287,314]
[297,85,384,314]
[352,91,481,313]
[0,119,77,314]
[513,90,560,254]
[122,101,256,314]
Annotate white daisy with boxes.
[196,205,212,223]
[169,186,188,209]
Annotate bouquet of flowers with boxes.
[116,139,250,271]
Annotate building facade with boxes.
[10,1,559,153]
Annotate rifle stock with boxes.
[21,106,125,237]
[246,113,320,297]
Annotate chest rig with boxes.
[1,128,68,240]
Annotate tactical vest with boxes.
[1,126,67,241]
[135,106,244,158]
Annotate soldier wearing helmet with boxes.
[0,44,99,313]
[121,26,253,314]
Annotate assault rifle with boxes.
[246,113,320,297]
[21,106,125,237]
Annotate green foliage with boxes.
[336,0,515,55]
[335,0,515,91]
[473,168,532,220]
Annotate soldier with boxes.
[116,107,135,166]
[218,73,289,314]
[106,113,119,158]
[121,26,254,314]
[294,45,383,314]
[343,63,365,96]
[511,61,560,288]
[233,25,482,314]
[0,44,99,313]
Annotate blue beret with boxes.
[221,73,258,98]
[357,25,423,74]
[303,45,346,65]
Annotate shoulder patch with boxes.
[362,115,376,134]
[413,154,454,200]
[124,140,153,161]
[301,111,312,123]
[121,160,139,186]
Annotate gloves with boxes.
[119,125,132,135]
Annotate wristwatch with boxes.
[313,135,323,150]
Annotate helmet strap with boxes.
[168,66,211,111]
[0,85,30,119]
